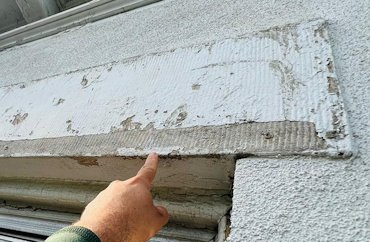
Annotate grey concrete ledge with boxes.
[0,121,337,158]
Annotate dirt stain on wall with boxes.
[164,105,188,127]
[269,60,301,93]
[327,76,339,95]
[110,115,142,132]
[71,157,99,167]
[81,75,89,87]
[54,98,65,106]
[120,115,142,130]
[192,83,201,90]
[10,112,28,125]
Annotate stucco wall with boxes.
[215,0,369,241]
[0,0,369,240]
[230,157,370,241]
[212,1,369,241]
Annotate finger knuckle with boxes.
[109,180,122,187]
[131,176,145,184]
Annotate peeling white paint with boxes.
[0,20,350,155]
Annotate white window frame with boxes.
[0,0,161,51]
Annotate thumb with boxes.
[153,205,170,231]
[156,206,169,221]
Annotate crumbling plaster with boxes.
[217,0,369,240]
[0,0,369,240]
[0,20,351,158]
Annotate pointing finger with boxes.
[136,152,159,187]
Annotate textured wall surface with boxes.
[218,0,369,241]
[0,20,351,158]
[229,157,370,241]
[0,0,369,241]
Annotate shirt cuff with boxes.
[51,225,101,242]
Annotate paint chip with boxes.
[10,113,28,125]
[81,76,88,87]
[192,83,201,90]
[55,98,65,106]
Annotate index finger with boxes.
[136,152,159,186]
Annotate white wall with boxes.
[0,0,369,240]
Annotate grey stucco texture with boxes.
[229,157,370,242]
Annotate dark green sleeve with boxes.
[45,226,101,242]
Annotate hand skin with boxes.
[74,153,169,242]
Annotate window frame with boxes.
[0,0,161,51]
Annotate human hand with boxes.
[74,153,169,242]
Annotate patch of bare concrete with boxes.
[0,121,333,158]
[10,112,28,126]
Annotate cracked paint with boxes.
[0,20,351,156]
[10,112,28,125]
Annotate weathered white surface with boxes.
[196,1,368,240]
[0,20,350,156]
[0,0,369,240]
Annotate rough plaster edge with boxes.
[308,20,354,159]
[0,121,351,159]
[240,18,353,158]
